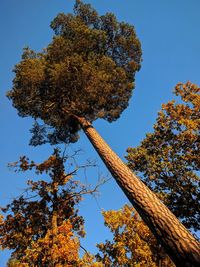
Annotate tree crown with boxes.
[7,0,142,145]
[126,82,200,231]
[0,149,86,263]
[96,205,174,266]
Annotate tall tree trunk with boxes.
[76,116,200,267]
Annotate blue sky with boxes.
[1,0,200,265]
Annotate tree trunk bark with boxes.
[77,116,200,267]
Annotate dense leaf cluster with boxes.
[9,221,80,266]
[7,0,142,145]
[126,82,200,231]
[96,205,174,267]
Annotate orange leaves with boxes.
[20,220,80,266]
[0,149,89,265]
[126,82,200,231]
[174,81,200,106]
[97,205,174,266]
[36,155,57,173]
[79,253,104,267]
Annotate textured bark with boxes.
[77,116,200,267]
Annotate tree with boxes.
[96,204,174,267]
[126,82,200,231]
[0,148,99,266]
[8,0,141,146]
[12,220,80,266]
[7,1,200,265]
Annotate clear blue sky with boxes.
[1,0,200,265]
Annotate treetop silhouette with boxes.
[7,0,142,145]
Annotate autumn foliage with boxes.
[13,221,80,266]
[0,149,87,266]
[1,82,200,265]
[126,82,200,231]
[4,0,200,264]
[96,205,174,267]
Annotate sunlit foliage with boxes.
[79,253,103,267]
[0,149,87,265]
[7,0,142,145]
[126,82,200,231]
[18,221,80,266]
[96,204,174,267]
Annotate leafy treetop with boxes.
[7,0,142,145]
[0,149,86,264]
[126,82,200,231]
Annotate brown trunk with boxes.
[77,116,200,267]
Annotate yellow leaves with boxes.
[7,259,29,267]
[161,83,199,130]
[174,81,200,105]
[20,220,80,266]
[79,253,104,267]
[1,149,89,265]
[179,118,198,130]
[126,82,200,230]
[98,205,174,266]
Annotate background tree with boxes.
[7,1,200,265]
[126,81,200,231]
[0,148,100,266]
[96,204,174,267]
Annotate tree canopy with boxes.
[5,1,200,264]
[3,79,200,264]
[126,82,200,231]
[7,0,142,145]
[0,149,89,265]
[96,204,174,267]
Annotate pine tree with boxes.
[7,1,200,265]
